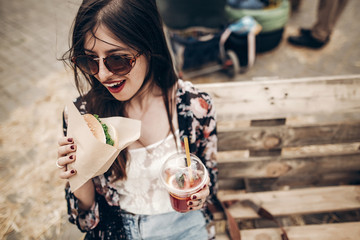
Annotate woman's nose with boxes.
[97,59,113,81]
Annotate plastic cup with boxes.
[160,153,208,213]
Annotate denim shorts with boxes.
[121,210,208,240]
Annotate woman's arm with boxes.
[60,107,100,231]
[73,179,95,211]
[179,86,218,210]
[195,91,218,197]
[57,136,96,211]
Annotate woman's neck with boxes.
[125,83,161,116]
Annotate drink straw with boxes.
[183,136,194,184]
[184,136,191,167]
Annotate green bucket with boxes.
[225,0,290,32]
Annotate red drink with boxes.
[160,153,208,213]
[169,193,190,213]
[166,172,203,212]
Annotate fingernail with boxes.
[189,207,193,210]
[192,195,197,200]
[68,138,73,142]
[70,169,76,174]
[188,202,193,205]
[71,145,75,150]
[69,155,74,160]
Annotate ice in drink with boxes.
[160,153,208,212]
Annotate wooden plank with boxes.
[218,122,360,151]
[196,75,360,120]
[214,234,230,240]
[217,142,360,161]
[218,112,360,130]
[240,222,360,240]
[282,142,360,157]
[217,152,360,179]
[285,112,360,125]
[215,185,360,220]
[218,178,246,190]
[242,172,360,192]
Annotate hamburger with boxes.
[83,114,118,147]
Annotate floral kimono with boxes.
[63,79,218,239]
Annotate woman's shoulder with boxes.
[177,79,214,106]
[176,79,215,120]
[177,79,212,100]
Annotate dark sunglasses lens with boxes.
[106,56,132,75]
[75,56,98,75]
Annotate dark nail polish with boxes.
[70,169,75,174]
[68,138,73,142]
[189,202,193,205]
[71,145,75,150]
[190,207,193,210]
[192,195,197,200]
[69,155,74,160]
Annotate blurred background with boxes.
[0,0,359,239]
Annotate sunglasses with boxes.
[71,52,142,76]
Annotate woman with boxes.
[57,0,217,239]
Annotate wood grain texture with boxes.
[217,152,360,179]
[197,75,360,121]
[215,185,360,220]
[218,122,360,151]
[240,222,360,240]
[208,76,360,239]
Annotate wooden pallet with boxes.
[197,75,360,240]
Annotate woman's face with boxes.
[84,25,148,102]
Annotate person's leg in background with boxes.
[288,0,349,49]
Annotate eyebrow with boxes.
[84,48,130,54]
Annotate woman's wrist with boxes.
[73,179,95,211]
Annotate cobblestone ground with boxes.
[0,0,81,122]
[0,0,359,239]
[0,1,84,239]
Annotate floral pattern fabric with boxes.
[63,79,218,238]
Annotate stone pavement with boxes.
[0,0,359,239]
[0,0,81,123]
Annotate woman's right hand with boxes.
[57,137,77,179]
[57,136,95,210]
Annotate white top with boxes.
[114,130,181,215]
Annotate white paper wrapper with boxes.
[65,101,141,192]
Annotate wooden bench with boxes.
[197,75,360,240]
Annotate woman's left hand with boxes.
[187,176,210,211]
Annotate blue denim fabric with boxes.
[121,210,207,240]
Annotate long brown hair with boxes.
[63,0,178,181]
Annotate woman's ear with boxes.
[144,50,151,61]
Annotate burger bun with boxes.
[83,114,118,146]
